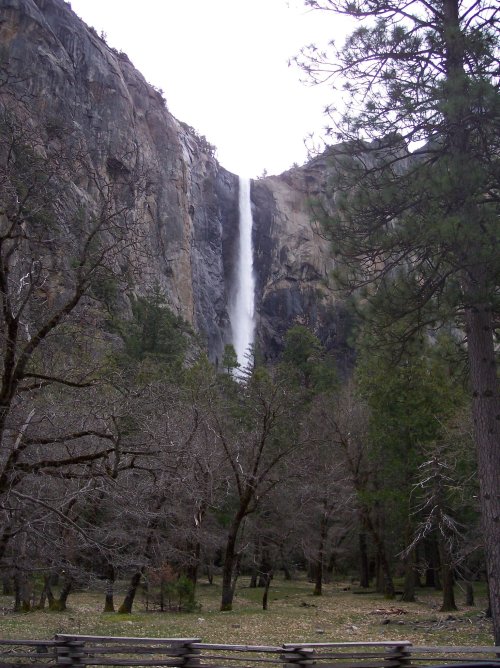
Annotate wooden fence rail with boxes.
[0,637,499,668]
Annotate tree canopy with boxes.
[298,0,500,642]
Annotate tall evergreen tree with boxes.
[298,0,500,641]
[356,331,467,602]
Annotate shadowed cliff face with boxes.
[251,163,353,367]
[0,0,350,364]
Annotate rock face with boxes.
[0,0,349,363]
[251,160,353,366]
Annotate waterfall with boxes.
[230,176,255,370]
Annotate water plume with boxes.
[230,176,255,370]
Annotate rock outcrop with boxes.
[0,0,350,363]
[252,158,352,365]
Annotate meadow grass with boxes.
[0,575,493,646]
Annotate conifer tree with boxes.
[298,0,500,640]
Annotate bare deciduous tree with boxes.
[0,94,147,572]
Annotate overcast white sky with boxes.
[68,0,350,177]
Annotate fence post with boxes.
[55,637,85,667]
[180,640,202,668]
[281,645,315,668]
[385,643,412,668]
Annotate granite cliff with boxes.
[0,0,350,363]
[253,160,352,365]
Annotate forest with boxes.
[0,0,499,649]
[0,264,483,621]
[0,125,485,616]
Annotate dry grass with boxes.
[0,575,493,646]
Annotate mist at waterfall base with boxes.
[229,177,256,373]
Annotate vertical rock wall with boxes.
[0,0,351,364]
[0,0,240,360]
[251,160,353,366]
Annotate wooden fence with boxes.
[0,636,499,668]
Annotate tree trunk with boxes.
[414,545,423,588]
[220,521,241,611]
[465,303,500,643]
[118,571,142,614]
[433,563,442,591]
[280,547,292,580]
[401,547,416,602]
[185,540,201,586]
[159,579,165,612]
[57,578,72,611]
[230,552,242,602]
[36,575,54,610]
[325,552,336,583]
[258,545,272,588]
[250,539,260,587]
[185,560,199,587]
[361,507,394,598]
[103,564,115,613]
[401,518,416,602]
[359,532,370,588]
[378,544,394,598]
[424,538,436,587]
[375,555,383,593]
[45,575,72,611]
[438,538,457,612]
[2,575,13,595]
[37,583,47,610]
[262,570,273,610]
[313,557,323,596]
[439,561,457,612]
[13,572,31,612]
[44,576,56,610]
[313,511,328,596]
[485,579,492,618]
[465,582,475,606]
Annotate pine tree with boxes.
[298,0,500,641]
